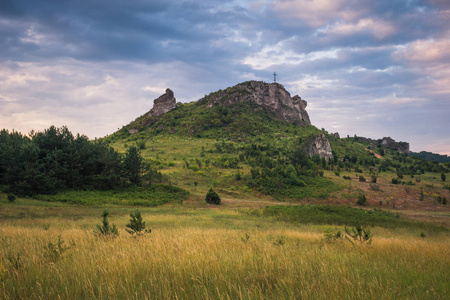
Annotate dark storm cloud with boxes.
[0,0,254,64]
[0,0,449,153]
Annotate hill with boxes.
[410,151,450,163]
[101,81,449,207]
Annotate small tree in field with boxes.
[345,224,373,245]
[441,173,446,182]
[126,210,150,236]
[96,210,119,237]
[205,188,221,205]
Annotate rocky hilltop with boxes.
[148,88,177,118]
[124,81,334,158]
[356,136,410,154]
[204,81,311,124]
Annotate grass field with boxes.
[1,195,449,299]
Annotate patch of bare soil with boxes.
[366,148,383,159]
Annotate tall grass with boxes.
[1,213,449,299]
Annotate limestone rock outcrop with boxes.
[380,137,410,154]
[205,81,311,124]
[355,136,410,154]
[305,134,333,161]
[148,88,177,118]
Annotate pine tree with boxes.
[96,210,119,237]
[126,210,150,236]
[123,145,143,184]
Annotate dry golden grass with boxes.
[1,209,449,299]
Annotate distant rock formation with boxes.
[355,136,410,154]
[305,134,333,161]
[148,88,177,118]
[205,81,311,124]
[380,137,410,154]
[332,132,340,139]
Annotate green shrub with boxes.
[126,210,150,236]
[137,141,146,150]
[43,235,72,263]
[205,188,221,205]
[356,194,367,206]
[345,224,373,245]
[359,175,366,182]
[96,210,119,237]
[7,193,16,202]
[323,230,343,243]
[370,183,380,191]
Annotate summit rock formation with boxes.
[148,88,177,118]
[205,81,311,124]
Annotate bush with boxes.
[126,210,150,236]
[7,193,16,202]
[359,175,366,182]
[137,141,146,150]
[345,224,373,245]
[356,194,367,206]
[371,175,377,183]
[392,178,400,184]
[205,188,221,205]
[96,210,119,237]
[370,183,380,191]
[43,235,71,263]
[323,230,343,243]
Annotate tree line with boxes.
[0,126,153,195]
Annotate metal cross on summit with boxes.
[273,72,277,82]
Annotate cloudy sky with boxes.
[1,0,449,154]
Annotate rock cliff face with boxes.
[148,88,177,118]
[206,81,311,124]
[305,134,333,161]
[380,137,410,154]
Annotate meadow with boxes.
[1,121,449,299]
[1,195,449,299]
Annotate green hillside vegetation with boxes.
[98,84,449,203]
[410,151,450,163]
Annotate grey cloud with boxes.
[0,0,448,153]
